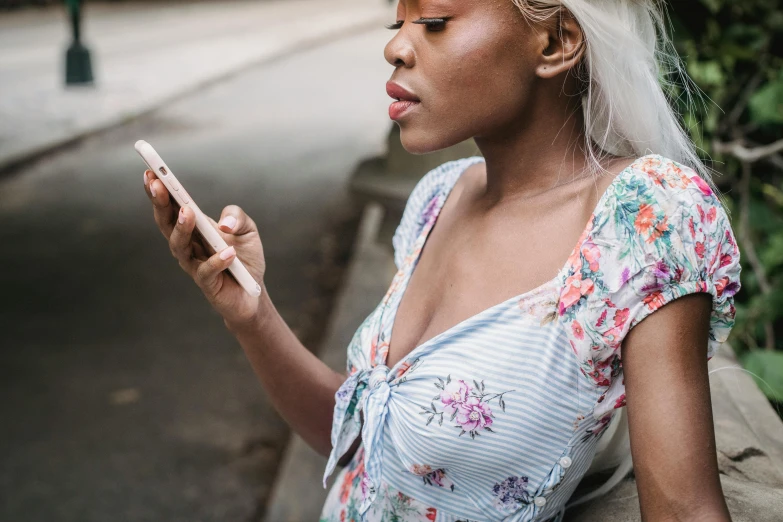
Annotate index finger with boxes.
[144,169,178,238]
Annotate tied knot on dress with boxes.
[323,364,393,516]
[368,364,390,390]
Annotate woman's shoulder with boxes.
[607,153,726,222]
[392,156,485,270]
[559,153,741,395]
[591,153,734,268]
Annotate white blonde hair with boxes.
[513,0,715,189]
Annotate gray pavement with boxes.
[0,0,391,173]
[0,22,395,522]
[264,202,399,522]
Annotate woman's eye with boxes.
[386,18,449,32]
[412,17,449,32]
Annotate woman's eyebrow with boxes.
[418,0,458,11]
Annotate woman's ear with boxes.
[535,9,585,79]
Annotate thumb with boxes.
[194,245,237,298]
[215,205,256,236]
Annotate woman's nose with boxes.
[384,30,415,68]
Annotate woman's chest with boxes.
[383,311,597,441]
[355,290,601,458]
[340,283,605,520]
[368,313,602,520]
[386,206,594,371]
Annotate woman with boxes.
[143,1,741,520]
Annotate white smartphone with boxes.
[135,140,262,297]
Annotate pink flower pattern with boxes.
[421,375,513,439]
[410,465,456,492]
[440,379,470,414]
[455,397,494,432]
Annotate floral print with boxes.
[492,476,532,511]
[321,154,742,521]
[557,154,742,421]
[371,492,438,522]
[581,412,614,442]
[440,379,470,414]
[321,446,440,522]
[411,465,456,492]
[420,376,514,438]
[321,446,366,522]
[454,397,494,435]
[394,357,423,384]
[516,279,561,327]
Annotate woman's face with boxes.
[384,0,542,154]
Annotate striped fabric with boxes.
[319,156,738,521]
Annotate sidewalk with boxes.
[0,0,391,174]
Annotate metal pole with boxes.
[65,0,94,85]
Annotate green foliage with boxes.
[749,69,783,125]
[668,2,783,363]
[741,351,783,402]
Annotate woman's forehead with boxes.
[396,0,479,12]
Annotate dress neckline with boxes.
[378,154,654,377]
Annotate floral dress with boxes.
[319,154,742,522]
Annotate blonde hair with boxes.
[513,0,715,190]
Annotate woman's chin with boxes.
[398,127,461,156]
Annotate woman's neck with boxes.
[474,93,595,206]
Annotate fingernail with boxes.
[150,182,157,197]
[178,207,185,224]
[219,246,236,260]
[143,171,148,186]
[219,216,237,230]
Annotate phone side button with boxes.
[179,189,191,203]
[170,179,180,191]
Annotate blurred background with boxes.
[0,1,781,521]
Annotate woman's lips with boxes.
[386,81,420,121]
[389,100,419,120]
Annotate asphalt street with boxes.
[0,26,392,522]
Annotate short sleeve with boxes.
[557,155,742,418]
[391,157,484,270]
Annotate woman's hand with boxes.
[143,169,267,328]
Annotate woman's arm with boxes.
[225,290,346,458]
[143,171,346,457]
[621,292,732,521]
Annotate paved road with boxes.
[0,26,393,522]
[0,0,388,171]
